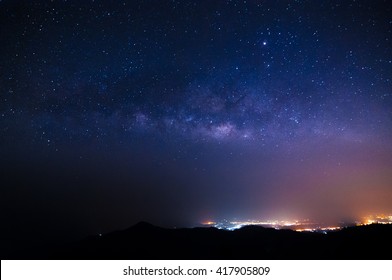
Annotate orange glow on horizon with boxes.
[204,214,392,231]
[202,221,216,225]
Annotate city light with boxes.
[202,214,392,232]
[358,215,392,226]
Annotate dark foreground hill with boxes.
[55,222,392,259]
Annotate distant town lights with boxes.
[202,214,392,232]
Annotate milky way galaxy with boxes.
[1,1,392,256]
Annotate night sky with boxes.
[1,0,392,255]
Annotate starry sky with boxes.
[1,0,392,254]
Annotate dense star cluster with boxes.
[1,0,392,252]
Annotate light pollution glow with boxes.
[202,214,392,232]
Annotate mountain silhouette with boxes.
[54,223,392,259]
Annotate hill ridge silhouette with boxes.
[52,222,392,259]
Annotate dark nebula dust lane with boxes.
[1,0,392,254]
